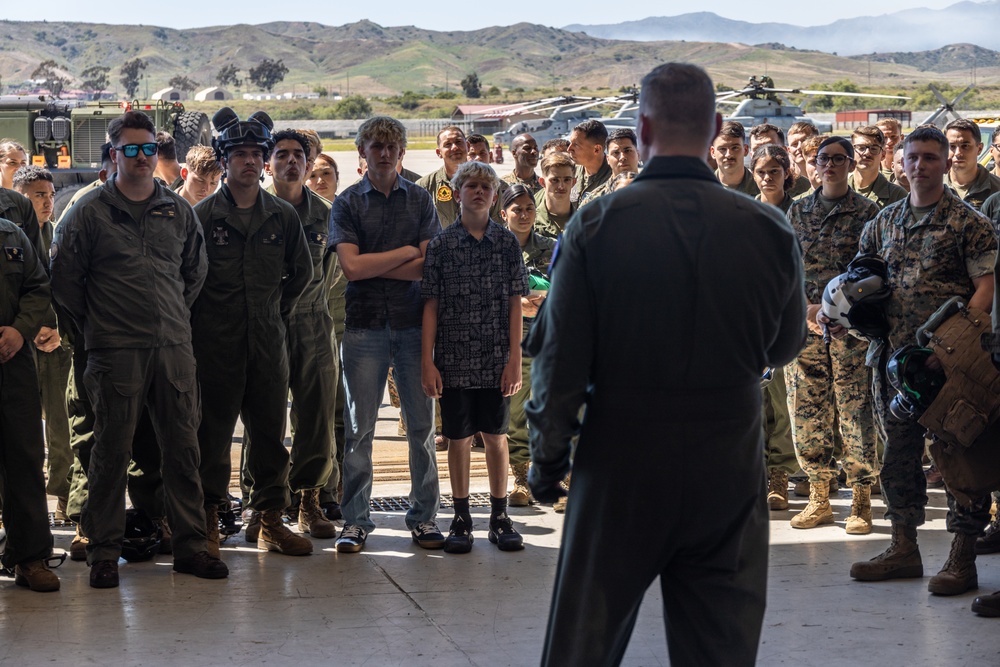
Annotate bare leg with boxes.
[448,437,474,498]
[482,433,510,499]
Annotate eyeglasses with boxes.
[852,144,881,155]
[117,143,157,158]
[815,154,850,166]
[992,144,1000,151]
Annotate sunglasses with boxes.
[117,143,157,158]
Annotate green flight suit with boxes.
[321,263,347,505]
[716,166,760,197]
[415,166,506,228]
[946,164,1000,211]
[0,218,54,568]
[0,188,44,265]
[533,190,576,240]
[508,232,555,466]
[193,186,312,512]
[571,159,612,203]
[849,172,907,211]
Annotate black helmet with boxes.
[211,107,275,162]
[121,509,162,562]
[887,345,946,421]
[820,253,892,340]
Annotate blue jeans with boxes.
[340,325,439,532]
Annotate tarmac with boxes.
[5,153,1000,664]
[6,392,1000,666]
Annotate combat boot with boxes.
[54,496,70,525]
[767,469,789,511]
[205,505,221,559]
[14,560,60,592]
[976,518,1000,554]
[845,484,873,535]
[258,510,313,556]
[509,462,532,507]
[850,523,923,581]
[553,473,571,514]
[790,481,834,529]
[928,532,979,595]
[243,509,261,543]
[157,516,173,554]
[298,488,337,539]
[70,523,89,561]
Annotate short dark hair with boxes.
[501,183,533,209]
[108,110,155,146]
[852,125,885,148]
[572,119,609,148]
[542,138,569,153]
[155,131,176,160]
[607,128,637,147]
[436,125,466,145]
[717,121,746,142]
[749,123,784,146]
[904,125,949,157]
[467,133,490,148]
[271,129,310,157]
[944,118,982,143]
[12,165,53,190]
[100,142,113,166]
[750,144,795,192]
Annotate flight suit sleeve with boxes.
[49,209,89,335]
[11,192,46,267]
[8,226,52,343]
[767,234,808,368]
[524,220,594,485]
[181,209,208,310]
[280,210,314,319]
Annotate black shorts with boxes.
[440,388,510,440]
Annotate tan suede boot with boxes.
[850,523,923,581]
[553,472,571,513]
[928,532,978,595]
[259,509,313,556]
[767,470,789,511]
[790,481,834,529]
[298,488,337,539]
[15,560,60,592]
[70,523,89,562]
[845,484,873,535]
[509,463,532,507]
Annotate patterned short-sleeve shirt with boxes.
[422,219,530,388]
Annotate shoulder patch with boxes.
[149,205,176,218]
[211,225,230,246]
[308,232,328,246]
[261,233,284,246]
[436,185,453,203]
[4,246,24,262]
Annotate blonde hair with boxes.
[450,160,499,193]
[355,116,407,149]
[540,151,575,176]
[184,145,223,176]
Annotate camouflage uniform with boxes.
[859,189,997,533]
[416,166,505,229]
[502,170,542,196]
[945,165,1000,212]
[508,232,556,467]
[849,172,907,211]
[786,190,881,486]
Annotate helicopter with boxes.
[489,94,638,154]
[716,76,910,133]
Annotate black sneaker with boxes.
[411,521,446,549]
[173,551,229,579]
[488,513,524,551]
[444,515,474,554]
[336,524,367,553]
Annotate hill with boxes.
[563,2,1000,56]
[0,19,996,100]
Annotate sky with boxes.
[1,0,968,31]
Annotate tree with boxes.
[216,64,242,89]
[81,66,110,98]
[168,75,200,93]
[248,58,289,93]
[331,95,372,119]
[460,72,481,99]
[32,59,68,98]
[120,58,147,99]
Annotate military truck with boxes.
[0,95,211,212]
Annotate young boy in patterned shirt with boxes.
[421,160,530,554]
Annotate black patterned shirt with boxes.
[422,219,529,388]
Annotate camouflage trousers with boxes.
[786,334,877,486]
[872,361,990,533]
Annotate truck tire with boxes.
[173,111,212,163]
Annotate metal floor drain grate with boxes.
[370,492,493,511]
